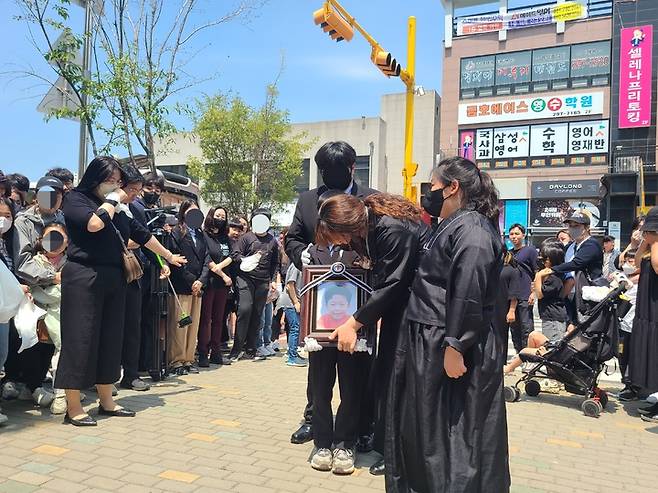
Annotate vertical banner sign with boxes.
[476,129,493,159]
[459,130,475,160]
[619,25,653,128]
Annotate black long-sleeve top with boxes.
[204,231,232,289]
[63,189,152,267]
[407,209,504,354]
[231,231,279,283]
[552,236,603,280]
[168,226,210,294]
[353,214,429,328]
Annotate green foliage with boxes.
[188,88,310,215]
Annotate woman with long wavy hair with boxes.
[312,192,428,476]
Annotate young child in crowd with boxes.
[534,239,568,343]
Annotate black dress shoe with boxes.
[64,413,97,427]
[98,406,136,417]
[198,355,210,368]
[369,458,386,476]
[210,354,232,365]
[290,423,313,444]
[641,413,658,423]
[638,403,658,416]
[356,433,374,453]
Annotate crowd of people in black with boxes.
[2,142,657,493]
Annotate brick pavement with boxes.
[1,355,657,492]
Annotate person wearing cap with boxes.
[229,208,280,362]
[629,206,658,423]
[551,209,603,282]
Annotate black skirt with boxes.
[55,261,127,390]
[385,320,510,493]
[630,258,658,392]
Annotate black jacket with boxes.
[285,182,378,269]
[231,231,279,283]
[168,226,210,295]
[552,236,603,281]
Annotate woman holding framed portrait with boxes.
[315,193,429,476]
[386,157,510,493]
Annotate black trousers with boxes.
[121,280,142,383]
[619,330,632,386]
[55,262,127,390]
[509,300,533,354]
[230,276,269,357]
[3,323,55,392]
[372,328,395,455]
[309,347,368,449]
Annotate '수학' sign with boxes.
[458,92,604,125]
[619,25,653,128]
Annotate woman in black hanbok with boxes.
[385,157,510,493]
[315,193,429,474]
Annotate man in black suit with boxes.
[285,141,378,446]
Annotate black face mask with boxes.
[213,218,227,231]
[321,166,352,190]
[143,191,160,206]
[421,188,446,217]
[536,257,546,270]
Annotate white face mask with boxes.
[0,216,12,234]
[622,263,636,276]
[98,182,119,197]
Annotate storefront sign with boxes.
[531,179,600,199]
[532,46,570,82]
[456,1,588,36]
[619,25,653,128]
[493,126,529,158]
[496,51,531,85]
[460,56,496,89]
[570,40,610,77]
[529,123,569,156]
[530,199,601,228]
[476,128,493,159]
[458,92,604,124]
[568,120,609,154]
[459,130,475,160]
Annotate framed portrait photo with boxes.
[300,262,372,347]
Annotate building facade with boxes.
[155,91,441,223]
[441,0,613,244]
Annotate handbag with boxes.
[110,222,144,283]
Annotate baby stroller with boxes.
[504,282,630,418]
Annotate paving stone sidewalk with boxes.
[1,357,657,492]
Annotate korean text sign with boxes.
[619,25,653,128]
[458,92,604,124]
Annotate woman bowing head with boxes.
[386,157,510,493]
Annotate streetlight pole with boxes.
[77,0,93,178]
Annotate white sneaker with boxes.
[255,346,269,358]
[647,392,658,404]
[271,340,280,351]
[32,387,55,407]
[331,448,355,475]
[2,381,22,400]
[264,343,276,356]
[18,386,33,401]
[311,448,333,471]
[0,411,8,426]
[50,395,67,415]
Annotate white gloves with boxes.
[116,203,133,218]
[240,252,262,272]
[301,243,313,266]
[105,191,122,203]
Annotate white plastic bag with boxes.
[14,297,47,353]
[0,260,24,323]
[240,252,262,272]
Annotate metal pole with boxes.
[78,0,93,178]
[402,17,417,201]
